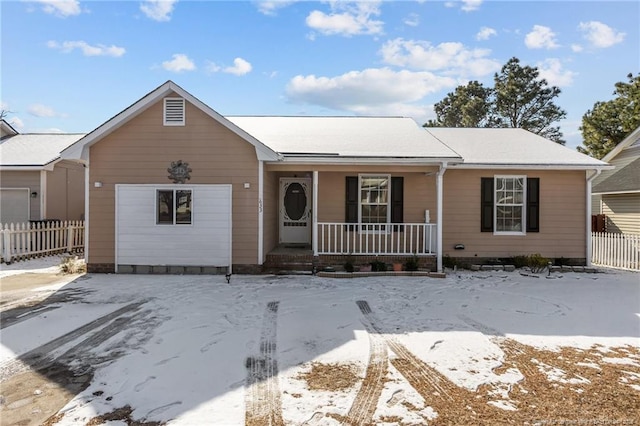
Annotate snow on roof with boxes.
[0,133,86,167]
[226,116,461,160]
[425,127,609,168]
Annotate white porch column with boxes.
[436,163,447,273]
[258,160,264,264]
[39,170,47,219]
[312,170,319,256]
[83,160,89,262]
[585,169,601,267]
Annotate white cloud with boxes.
[403,13,419,27]
[140,0,177,22]
[285,67,455,121]
[27,103,57,117]
[571,44,583,53]
[32,0,81,17]
[162,54,196,73]
[206,58,253,76]
[461,0,482,12]
[476,26,496,41]
[379,38,501,77]
[306,1,383,37]
[578,21,625,48]
[255,0,296,16]
[537,58,576,87]
[9,117,25,130]
[46,40,126,57]
[525,25,559,49]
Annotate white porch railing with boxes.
[591,232,640,271]
[1,220,85,264]
[316,223,437,256]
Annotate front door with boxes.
[279,178,311,245]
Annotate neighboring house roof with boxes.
[60,80,280,162]
[602,126,640,162]
[0,133,86,170]
[592,126,640,195]
[425,127,609,169]
[0,119,19,139]
[227,116,461,163]
[592,157,640,194]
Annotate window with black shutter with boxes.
[481,176,540,233]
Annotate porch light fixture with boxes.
[31,191,37,198]
[94,182,103,188]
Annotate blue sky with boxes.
[1,0,638,149]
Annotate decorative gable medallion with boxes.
[168,160,192,184]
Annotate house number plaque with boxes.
[167,160,192,184]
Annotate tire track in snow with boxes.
[342,301,389,426]
[245,301,284,426]
[0,301,147,380]
[356,301,456,404]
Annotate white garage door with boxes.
[0,188,30,224]
[116,184,232,270]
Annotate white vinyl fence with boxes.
[591,232,640,271]
[1,221,85,264]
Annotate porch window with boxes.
[360,175,389,229]
[157,189,192,225]
[346,175,403,231]
[481,176,539,234]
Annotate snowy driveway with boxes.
[1,266,639,425]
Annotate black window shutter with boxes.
[481,178,494,232]
[391,176,404,231]
[345,176,358,225]
[526,177,540,232]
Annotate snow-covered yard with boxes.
[1,258,639,425]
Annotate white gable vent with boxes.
[164,98,185,126]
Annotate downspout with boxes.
[83,158,90,263]
[436,162,448,273]
[585,169,601,267]
[312,170,318,257]
[258,160,264,265]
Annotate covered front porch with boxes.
[261,163,447,272]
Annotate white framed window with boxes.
[164,98,185,126]
[494,175,526,234]
[157,189,192,225]
[359,174,390,231]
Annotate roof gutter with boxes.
[448,163,614,170]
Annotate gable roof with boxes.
[602,126,640,162]
[425,127,610,169]
[0,133,86,170]
[227,116,461,163]
[60,80,280,162]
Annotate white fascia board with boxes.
[602,126,640,162]
[448,163,614,170]
[0,166,46,171]
[592,189,640,195]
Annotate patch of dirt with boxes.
[0,363,92,426]
[298,362,361,392]
[85,405,165,426]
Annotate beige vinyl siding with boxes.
[443,169,587,259]
[314,169,437,224]
[46,160,85,221]
[262,170,279,256]
[602,194,640,234]
[89,96,259,266]
[0,170,40,220]
[592,193,602,215]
